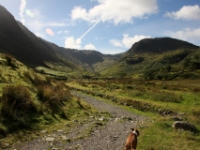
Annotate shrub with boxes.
[152,92,183,103]
[37,84,71,115]
[24,70,46,85]
[4,54,17,68]
[0,85,38,131]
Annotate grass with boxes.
[0,85,40,131]
[0,55,112,149]
[139,119,200,150]
[0,54,97,142]
[66,78,200,149]
[1,53,200,149]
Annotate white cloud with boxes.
[165,5,200,20]
[65,21,99,49]
[110,34,151,48]
[167,28,200,43]
[122,34,151,48]
[84,43,97,50]
[25,9,34,18]
[76,38,82,45]
[19,0,26,24]
[57,31,62,34]
[71,0,158,24]
[65,37,81,49]
[64,37,97,50]
[110,39,123,47]
[57,30,69,34]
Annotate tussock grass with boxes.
[152,92,183,103]
[36,84,71,117]
[23,70,47,85]
[0,85,39,132]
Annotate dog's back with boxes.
[124,128,139,150]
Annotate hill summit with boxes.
[128,37,199,54]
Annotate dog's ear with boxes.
[131,128,134,131]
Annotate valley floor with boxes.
[8,91,151,150]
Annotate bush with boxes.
[0,85,38,130]
[37,84,71,115]
[4,54,17,68]
[152,92,183,103]
[23,70,46,85]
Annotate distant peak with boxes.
[129,37,199,53]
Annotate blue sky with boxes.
[0,0,200,54]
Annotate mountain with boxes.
[0,5,200,79]
[100,37,200,79]
[128,37,198,54]
[55,47,122,71]
[0,5,59,67]
[0,5,121,75]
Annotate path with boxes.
[10,92,151,150]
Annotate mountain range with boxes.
[0,5,199,79]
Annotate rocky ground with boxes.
[4,92,152,150]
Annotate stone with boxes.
[46,137,55,142]
[99,117,104,121]
[57,130,64,133]
[40,130,48,134]
[60,135,69,141]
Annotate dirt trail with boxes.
[9,92,151,150]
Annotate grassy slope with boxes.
[99,47,200,79]
[1,53,200,149]
[66,79,200,149]
[0,54,98,142]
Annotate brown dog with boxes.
[124,128,139,150]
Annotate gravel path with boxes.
[9,92,151,150]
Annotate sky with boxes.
[0,0,200,54]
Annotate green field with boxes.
[66,78,200,149]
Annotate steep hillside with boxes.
[0,5,82,73]
[0,5,57,67]
[0,53,95,136]
[0,5,120,75]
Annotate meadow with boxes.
[1,53,200,149]
[66,78,200,149]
